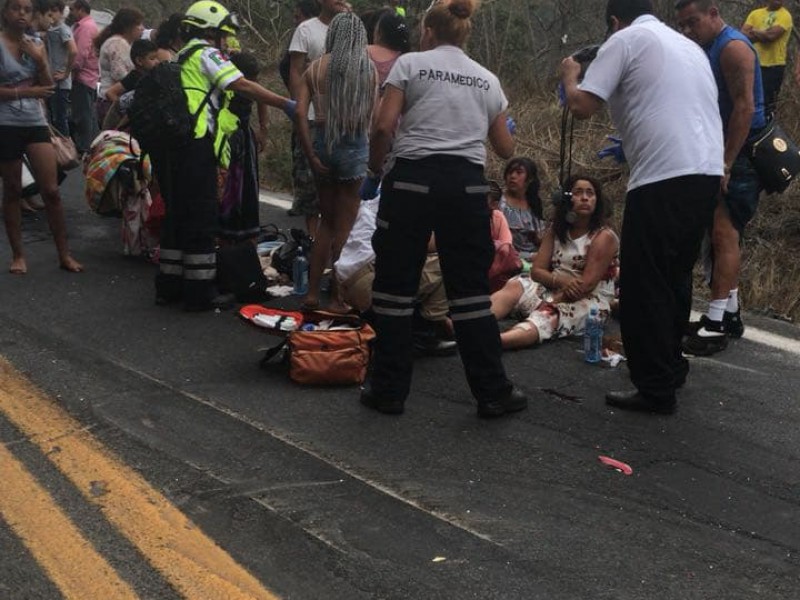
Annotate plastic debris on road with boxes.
[601,349,626,368]
[598,455,633,476]
[266,285,294,297]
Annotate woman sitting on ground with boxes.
[490,174,618,350]
[487,179,521,293]
[499,156,546,261]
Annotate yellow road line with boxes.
[0,357,280,600]
[0,443,139,599]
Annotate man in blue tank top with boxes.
[676,0,766,356]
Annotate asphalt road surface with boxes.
[0,172,798,599]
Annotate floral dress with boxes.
[98,36,133,98]
[512,227,619,342]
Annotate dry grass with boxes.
[501,82,800,324]
[254,44,800,323]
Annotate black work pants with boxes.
[760,65,785,117]
[369,156,512,405]
[151,136,220,308]
[619,175,719,400]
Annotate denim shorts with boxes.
[724,153,763,234]
[312,127,368,182]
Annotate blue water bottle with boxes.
[584,304,603,364]
[292,247,309,296]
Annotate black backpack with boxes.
[271,228,313,279]
[129,45,214,153]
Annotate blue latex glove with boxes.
[506,115,517,136]
[360,175,381,200]
[557,82,567,107]
[283,99,297,120]
[597,135,626,163]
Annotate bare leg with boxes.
[500,323,541,350]
[304,181,335,308]
[26,142,82,272]
[305,213,320,240]
[490,278,525,319]
[709,203,740,302]
[1,159,27,274]
[327,179,361,312]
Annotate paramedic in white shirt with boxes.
[559,0,724,414]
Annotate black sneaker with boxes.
[605,390,676,415]
[360,388,405,415]
[412,333,458,357]
[155,295,178,306]
[184,293,236,312]
[723,309,744,338]
[682,316,728,356]
[684,318,702,337]
[477,388,528,419]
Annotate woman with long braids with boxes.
[296,11,377,312]
[360,0,525,418]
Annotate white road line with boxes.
[691,357,763,374]
[258,191,292,211]
[741,327,800,356]
[101,357,499,547]
[251,213,800,359]
[690,310,800,356]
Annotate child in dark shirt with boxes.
[103,39,159,130]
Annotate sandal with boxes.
[24,197,45,210]
[299,299,320,311]
[323,303,355,315]
[21,198,38,214]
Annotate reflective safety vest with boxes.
[214,91,240,168]
[178,39,240,140]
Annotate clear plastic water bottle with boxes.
[584,304,603,364]
[292,247,309,296]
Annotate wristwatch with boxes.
[366,167,382,179]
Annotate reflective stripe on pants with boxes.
[369,156,512,403]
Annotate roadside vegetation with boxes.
[104,0,800,321]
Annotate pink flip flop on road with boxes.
[598,455,633,476]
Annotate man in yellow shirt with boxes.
[742,0,793,116]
